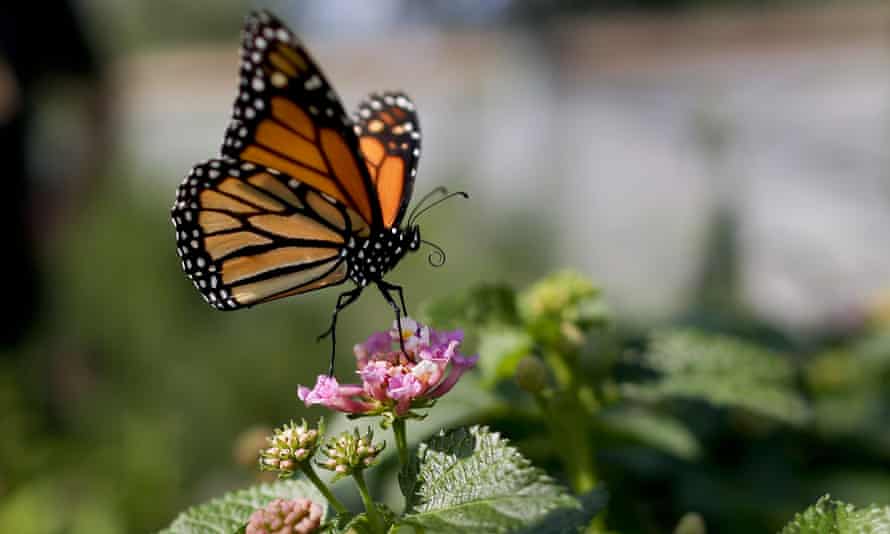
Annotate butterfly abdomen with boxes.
[345,227,419,287]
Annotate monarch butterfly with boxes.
[171,10,465,374]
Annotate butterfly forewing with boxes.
[222,10,382,231]
[171,157,362,309]
[172,9,436,336]
[354,92,421,228]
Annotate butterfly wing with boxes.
[222,10,381,233]
[354,92,421,228]
[171,157,369,310]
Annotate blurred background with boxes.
[1,0,888,532]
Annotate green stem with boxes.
[353,470,385,533]
[568,445,596,493]
[299,463,347,515]
[533,392,595,492]
[545,350,575,390]
[393,418,409,467]
[538,348,598,494]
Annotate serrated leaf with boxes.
[780,495,890,534]
[158,479,327,534]
[622,329,809,425]
[399,426,589,533]
[594,406,700,460]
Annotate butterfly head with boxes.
[401,189,470,268]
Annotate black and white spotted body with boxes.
[345,226,420,287]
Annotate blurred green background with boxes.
[1,0,888,532]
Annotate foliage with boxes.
[7,181,890,533]
[159,426,598,534]
[622,329,810,425]
[593,407,701,461]
[159,480,327,534]
[399,426,593,533]
[416,271,890,532]
[780,496,890,534]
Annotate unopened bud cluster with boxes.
[319,428,384,479]
[259,419,321,477]
[519,270,607,349]
[245,498,323,534]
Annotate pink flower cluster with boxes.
[298,318,478,417]
[245,497,322,534]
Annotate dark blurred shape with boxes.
[0,2,108,348]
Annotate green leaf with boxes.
[622,329,809,425]
[594,406,701,460]
[420,283,520,330]
[477,327,534,386]
[780,495,890,533]
[337,514,373,534]
[515,489,608,534]
[400,426,591,533]
[158,479,327,534]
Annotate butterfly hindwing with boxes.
[222,10,382,230]
[171,157,370,309]
[354,91,421,228]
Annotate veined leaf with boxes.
[158,479,327,534]
[399,426,594,533]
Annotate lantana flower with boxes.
[298,318,478,418]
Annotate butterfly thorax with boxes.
[345,226,420,287]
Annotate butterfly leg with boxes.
[377,282,408,356]
[317,286,363,376]
[378,280,408,315]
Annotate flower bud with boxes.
[318,427,384,480]
[515,355,549,394]
[519,271,608,347]
[245,497,323,534]
[258,419,323,478]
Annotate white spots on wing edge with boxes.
[304,75,322,90]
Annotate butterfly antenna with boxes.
[407,186,448,223]
[408,191,469,226]
[421,239,447,267]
